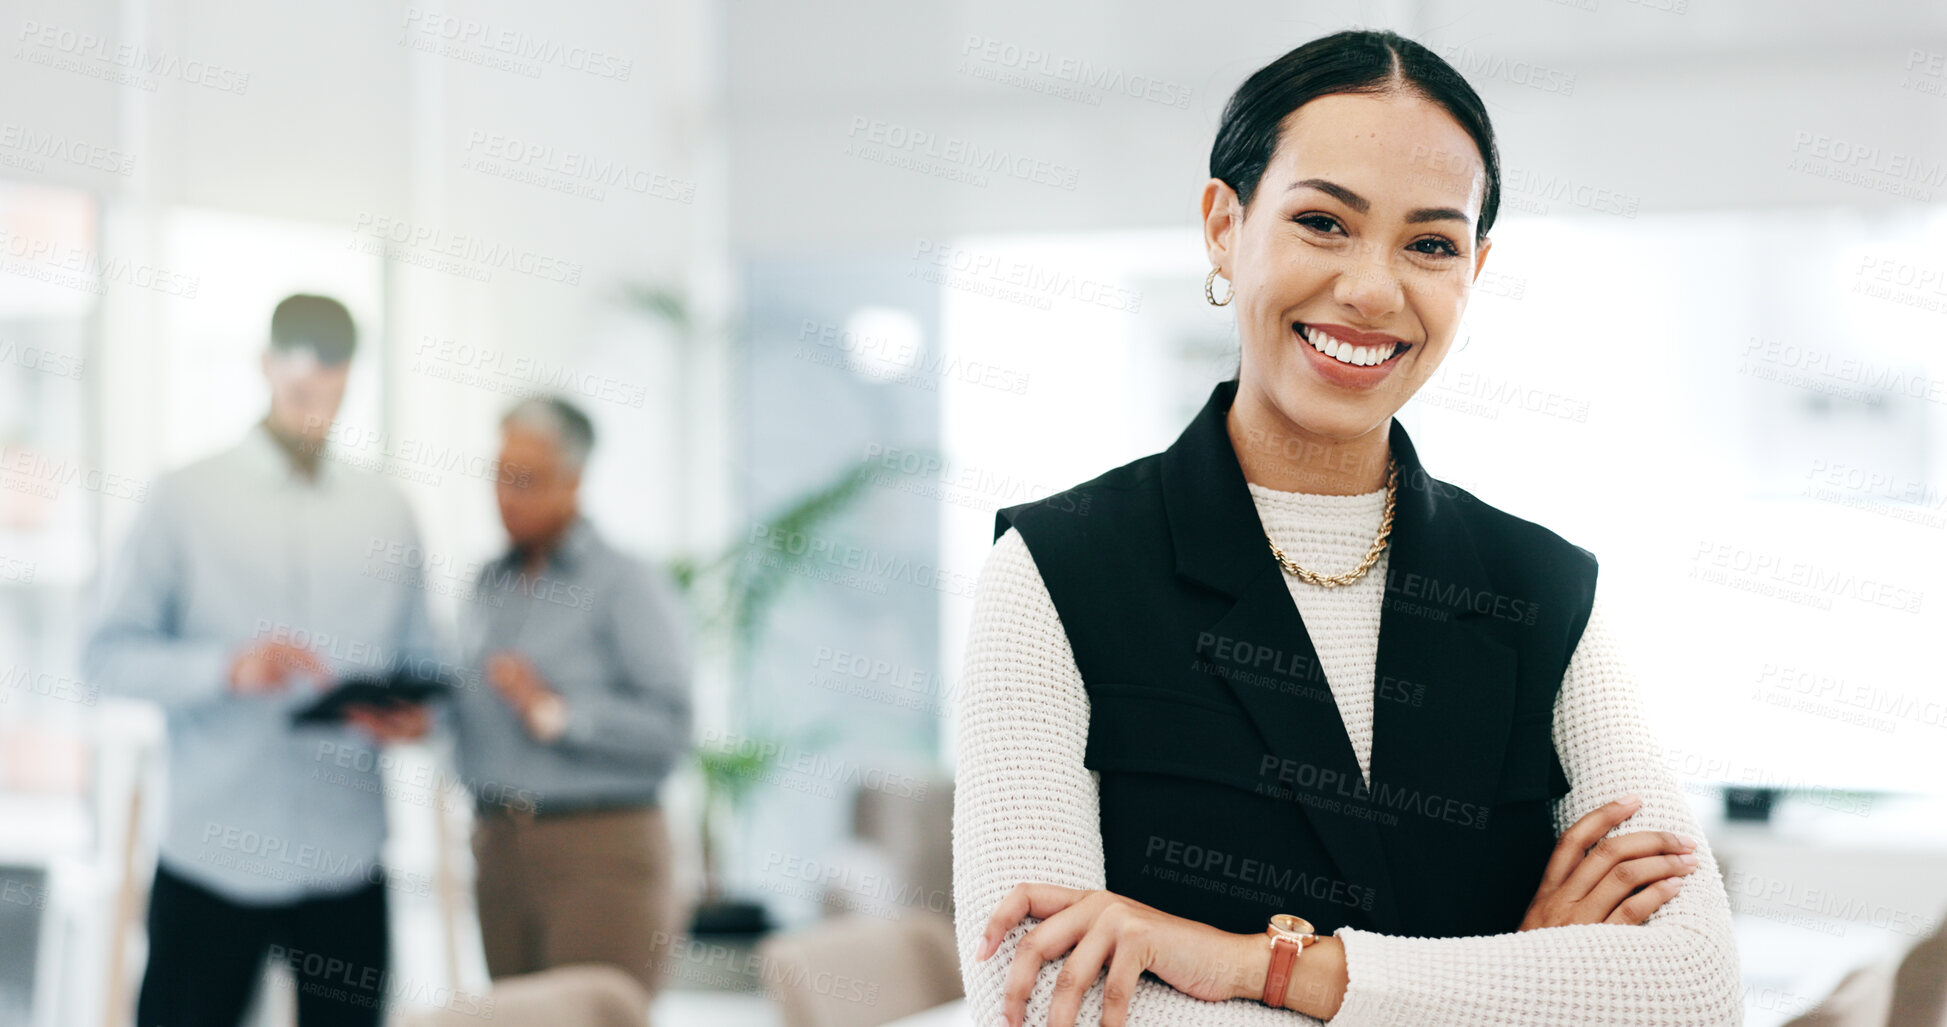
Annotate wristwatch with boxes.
[525,692,569,743]
[1260,913,1320,1007]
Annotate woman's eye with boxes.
[1410,236,1461,258]
[1292,213,1343,235]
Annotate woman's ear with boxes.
[1201,178,1242,273]
[1472,235,1493,280]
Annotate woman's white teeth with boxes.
[1301,324,1398,367]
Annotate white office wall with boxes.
[722,1,1947,249]
[2,0,729,579]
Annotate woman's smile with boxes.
[1293,320,1415,389]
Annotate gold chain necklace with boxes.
[1264,459,1398,588]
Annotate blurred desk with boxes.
[1707,792,1947,1027]
[649,989,781,1027]
[660,930,771,993]
[0,791,94,1027]
[881,999,964,1027]
[0,793,90,866]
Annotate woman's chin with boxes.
[1274,376,1402,438]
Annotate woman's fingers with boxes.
[979,885,1032,961]
[1000,901,1096,1027]
[1540,797,1640,889]
[1558,830,1697,904]
[1522,799,1710,930]
[1605,875,1687,925]
[1578,852,1698,921]
[1045,924,1116,1027]
[980,883,1083,960]
[1099,943,1146,1027]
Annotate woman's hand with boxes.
[978,883,1290,1027]
[1519,796,1699,929]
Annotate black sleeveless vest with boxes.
[995,379,1598,939]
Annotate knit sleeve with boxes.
[951,528,1319,1027]
[953,534,1743,1026]
[1331,585,1745,1025]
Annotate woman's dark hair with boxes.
[1210,30,1500,243]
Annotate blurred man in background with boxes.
[454,396,693,997]
[84,294,437,1026]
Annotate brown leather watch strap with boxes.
[1260,914,1318,1007]
[1261,931,1301,1006]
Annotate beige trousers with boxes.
[471,805,676,998]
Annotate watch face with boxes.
[1268,914,1315,938]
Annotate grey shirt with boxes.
[83,424,443,903]
[452,517,693,812]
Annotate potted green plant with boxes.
[668,464,869,933]
[629,279,886,933]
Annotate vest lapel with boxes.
[1160,379,1518,933]
[1367,423,1521,844]
[1162,380,1399,929]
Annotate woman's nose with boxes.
[1331,244,1406,320]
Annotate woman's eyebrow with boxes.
[1288,177,1471,225]
[1406,206,1469,225]
[1290,177,1369,212]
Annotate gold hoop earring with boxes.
[1205,267,1233,306]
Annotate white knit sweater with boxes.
[951,481,1744,1026]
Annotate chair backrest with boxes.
[845,775,954,921]
[756,912,962,1027]
[1886,919,1947,1026]
[1783,909,1947,1027]
[389,963,648,1027]
[1780,963,1895,1027]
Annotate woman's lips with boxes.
[1294,322,1412,387]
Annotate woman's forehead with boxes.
[1266,93,1486,209]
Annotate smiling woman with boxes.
[1205,35,1498,493]
[951,29,1742,1027]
